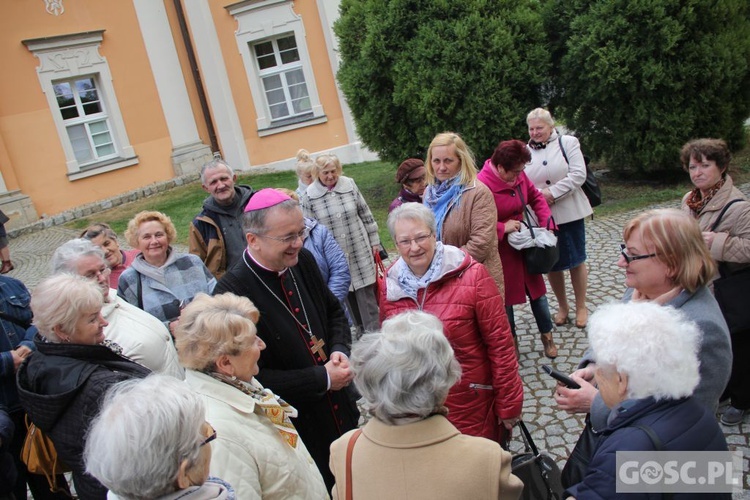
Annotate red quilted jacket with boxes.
[379,245,523,441]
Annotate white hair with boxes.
[31,274,103,342]
[84,375,206,500]
[51,238,107,274]
[588,301,701,401]
[352,311,461,424]
[526,107,555,127]
[386,203,436,240]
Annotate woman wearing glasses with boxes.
[117,211,216,333]
[85,375,235,499]
[379,203,522,443]
[301,153,383,335]
[554,209,732,483]
[175,293,327,499]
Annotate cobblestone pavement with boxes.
[5,188,748,497]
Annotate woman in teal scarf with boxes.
[423,132,505,297]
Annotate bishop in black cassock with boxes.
[213,190,359,490]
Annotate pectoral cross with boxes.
[310,335,327,362]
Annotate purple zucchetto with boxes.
[243,188,292,212]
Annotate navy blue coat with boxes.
[567,397,729,499]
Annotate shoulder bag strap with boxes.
[557,134,569,165]
[710,199,744,232]
[345,428,363,500]
[515,186,537,239]
[136,272,143,310]
[633,424,673,500]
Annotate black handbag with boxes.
[560,415,600,489]
[558,135,601,208]
[517,187,559,275]
[510,420,564,500]
[710,199,750,334]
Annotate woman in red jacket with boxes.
[477,139,558,358]
[379,202,522,443]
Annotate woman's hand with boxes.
[702,231,716,249]
[504,220,522,233]
[542,188,555,206]
[554,373,598,414]
[500,417,520,430]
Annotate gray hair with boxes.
[84,375,206,500]
[79,222,118,241]
[526,107,555,127]
[386,203,436,240]
[51,238,107,274]
[589,301,701,401]
[352,311,461,424]
[31,274,104,341]
[241,199,301,235]
[200,158,234,184]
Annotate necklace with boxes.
[242,251,327,362]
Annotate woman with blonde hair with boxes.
[525,108,593,328]
[294,149,316,197]
[423,132,505,296]
[301,152,383,334]
[117,211,215,332]
[175,293,327,499]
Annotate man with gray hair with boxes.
[189,158,254,279]
[51,239,183,379]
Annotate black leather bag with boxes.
[560,415,600,489]
[558,135,601,208]
[517,187,559,275]
[510,420,564,500]
[710,199,750,335]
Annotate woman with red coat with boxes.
[379,202,522,442]
[477,139,558,358]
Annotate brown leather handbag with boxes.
[21,416,71,494]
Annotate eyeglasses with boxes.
[619,244,657,264]
[200,424,217,447]
[255,227,310,245]
[83,267,111,280]
[396,232,433,249]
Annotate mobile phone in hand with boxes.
[541,364,581,389]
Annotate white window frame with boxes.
[227,0,327,137]
[23,31,138,181]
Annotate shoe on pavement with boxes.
[721,406,745,426]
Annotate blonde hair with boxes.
[312,152,343,180]
[276,187,299,203]
[425,132,477,186]
[124,211,177,248]
[526,108,555,127]
[32,274,104,342]
[175,293,260,372]
[295,149,316,179]
[623,208,716,292]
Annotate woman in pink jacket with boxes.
[477,139,558,358]
[379,203,522,443]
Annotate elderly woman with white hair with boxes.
[85,374,234,499]
[175,293,327,499]
[330,311,523,500]
[565,302,729,499]
[379,203,522,443]
[51,238,183,378]
[16,274,150,499]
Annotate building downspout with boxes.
[173,0,220,154]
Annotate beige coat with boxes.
[440,180,505,298]
[681,175,750,272]
[329,415,523,500]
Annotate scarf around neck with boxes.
[208,371,300,448]
[423,176,464,240]
[130,247,178,285]
[685,178,726,215]
[396,241,445,300]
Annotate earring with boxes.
[231,375,237,381]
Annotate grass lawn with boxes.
[65,141,750,251]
